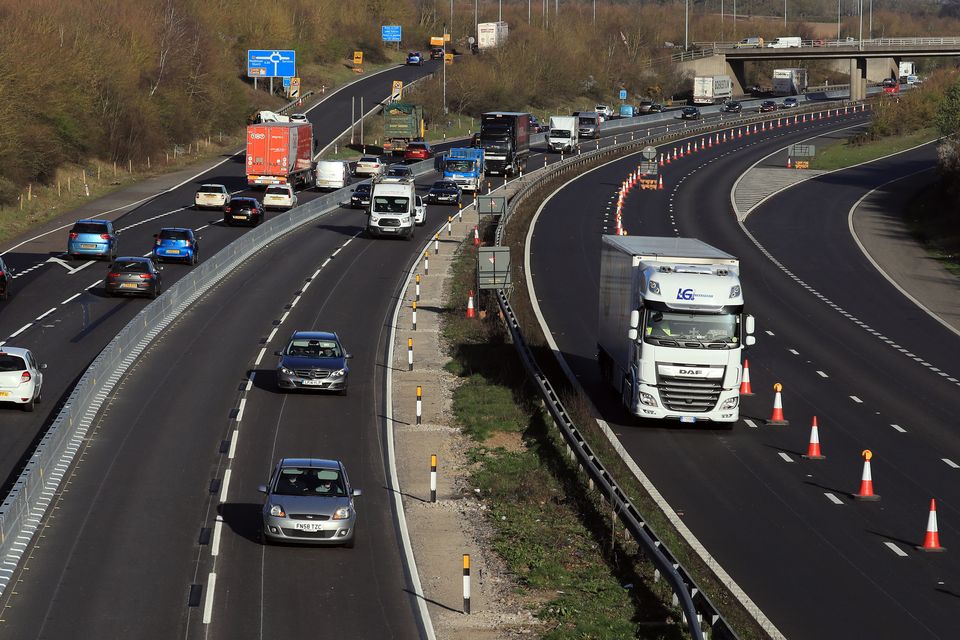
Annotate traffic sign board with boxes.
[430,36,445,46]
[619,89,628,100]
[382,25,402,42]
[289,77,301,98]
[444,53,454,64]
[391,80,404,101]
[353,51,363,65]
[247,50,296,78]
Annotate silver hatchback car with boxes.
[259,458,361,546]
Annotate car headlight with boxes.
[720,397,739,410]
[280,367,294,376]
[332,507,352,520]
[648,280,661,295]
[269,504,286,517]
[329,368,347,378]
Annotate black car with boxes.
[0,255,10,300]
[350,183,372,209]
[680,107,701,120]
[224,197,265,226]
[427,180,462,206]
[430,47,444,60]
[275,330,351,394]
[759,100,779,113]
[648,103,664,113]
[722,101,743,113]
[104,256,162,299]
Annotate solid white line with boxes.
[60,292,81,305]
[744,419,758,429]
[228,430,239,459]
[778,452,794,463]
[824,492,844,505]
[235,398,246,422]
[8,323,32,339]
[816,370,828,378]
[36,307,57,321]
[884,542,908,557]
[254,347,266,366]
[211,519,223,557]
[943,458,960,469]
[891,424,907,433]
[850,396,863,403]
[202,572,216,624]
[219,469,231,504]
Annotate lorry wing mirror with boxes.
[627,328,638,341]
[745,335,757,346]
[629,309,640,329]
[745,314,756,335]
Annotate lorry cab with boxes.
[548,116,578,153]
[442,148,484,191]
[367,178,416,239]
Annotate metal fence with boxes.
[0,158,435,596]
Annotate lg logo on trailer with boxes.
[677,288,694,300]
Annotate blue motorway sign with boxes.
[247,50,296,78]
[619,89,628,100]
[382,25,402,42]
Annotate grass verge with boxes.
[442,241,687,639]
[904,182,960,277]
[809,128,938,170]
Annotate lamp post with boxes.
[784,0,787,28]
[838,0,841,40]
[685,0,688,50]
[858,0,863,51]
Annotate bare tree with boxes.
[150,0,187,97]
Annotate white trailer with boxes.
[772,68,808,96]
[477,22,509,49]
[693,75,733,105]
[547,116,578,153]
[899,61,916,78]
[597,236,756,424]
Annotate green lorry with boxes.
[382,102,424,155]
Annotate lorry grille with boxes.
[658,375,723,413]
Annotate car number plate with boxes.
[680,416,697,423]
[80,244,96,249]
[166,249,180,254]
[0,391,9,397]
[302,379,326,386]
[120,283,138,289]
[234,214,248,219]
[293,522,325,531]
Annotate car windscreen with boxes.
[232,199,257,209]
[433,181,457,189]
[72,222,108,235]
[274,467,346,497]
[373,196,410,214]
[359,157,379,164]
[285,339,342,358]
[0,354,26,372]
[578,117,596,126]
[353,184,371,194]
[113,261,149,274]
[197,186,224,194]
[159,230,191,241]
[386,168,411,176]
[265,186,290,195]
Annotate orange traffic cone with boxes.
[767,383,789,425]
[659,154,664,167]
[786,157,792,169]
[803,417,825,459]
[657,175,664,190]
[473,225,480,247]
[466,290,476,319]
[918,499,945,552]
[853,450,880,501]
[739,359,754,396]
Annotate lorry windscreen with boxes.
[445,160,474,172]
[373,196,409,214]
[550,129,571,138]
[644,311,738,345]
[480,138,510,153]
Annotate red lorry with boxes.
[246,122,315,187]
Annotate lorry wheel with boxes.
[621,378,633,412]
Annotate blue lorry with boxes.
[442,148,485,192]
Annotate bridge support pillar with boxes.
[726,58,747,97]
[849,57,868,101]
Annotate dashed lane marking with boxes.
[943,458,959,469]
[824,493,844,505]
[891,424,907,433]
[60,292,81,305]
[850,396,863,404]
[202,572,216,624]
[816,370,828,378]
[884,542,908,557]
[744,419,758,429]
[778,452,794,463]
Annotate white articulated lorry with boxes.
[597,236,756,425]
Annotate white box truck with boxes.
[899,61,916,78]
[547,116,578,153]
[693,76,733,105]
[772,68,808,96]
[366,177,415,239]
[477,22,508,49]
[768,36,802,48]
[597,236,756,425]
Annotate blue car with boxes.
[153,227,199,265]
[67,219,117,261]
[406,51,423,66]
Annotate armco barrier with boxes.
[487,103,868,638]
[0,158,435,595]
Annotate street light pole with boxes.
[869,0,873,39]
[858,0,863,50]
[838,0,841,40]
[685,0,688,50]
[499,0,502,22]
[784,0,787,28]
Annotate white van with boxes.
[768,36,801,48]
[367,178,415,239]
[315,160,351,191]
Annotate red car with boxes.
[404,141,433,161]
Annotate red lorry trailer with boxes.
[246,122,315,187]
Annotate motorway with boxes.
[529,114,960,637]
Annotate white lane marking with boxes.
[850,396,863,404]
[235,398,246,422]
[301,280,311,292]
[331,247,342,257]
[765,330,775,336]
[816,370,828,378]
[943,458,959,469]
[278,311,289,324]
[141,252,153,257]
[884,542,908,557]
[85,279,101,290]
[36,307,57,321]
[266,327,278,343]
[211,518,224,557]
[219,469,231,504]
[743,419,758,429]
[245,372,255,392]
[202,572,216,624]
[195,224,209,231]
[117,206,189,233]
[254,347,266,366]
[290,296,301,308]
[60,292,81,305]
[8,323,32,339]
[891,424,907,433]
[788,348,799,355]
[778,452,794,463]
[228,430,239,459]
[68,260,95,275]
[312,268,322,278]
[824,492,844,505]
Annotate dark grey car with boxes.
[275,331,351,393]
[104,257,162,298]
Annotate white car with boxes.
[414,195,426,226]
[263,184,298,210]
[354,156,385,177]
[594,104,614,118]
[0,347,45,412]
[289,113,308,122]
[195,184,231,210]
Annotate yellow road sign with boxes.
[795,160,810,170]
[443,33,451,42]
[430,36,444,46]
[391,80,403,100]
[289,77,301,98]
[353,51,363,65]
[444,53,453,64]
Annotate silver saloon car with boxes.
[259,458,361,546]
[275,331,351,393]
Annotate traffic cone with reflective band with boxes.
[767,383,789,425]
[659,154,664,167]
[473,225,480,246]
[918,499,945,552]
[786,157,792,169]
[803,417,825,460]
[853,450,880,501]
[686,141,691,154]
[723,131,728,142]
[745,125,750,136]
[658,175,664,190]
[466,290,476,319]
[753,124,758,134]
[761,121,766,132]
[739,359,753,396]
[738,128,743,139]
